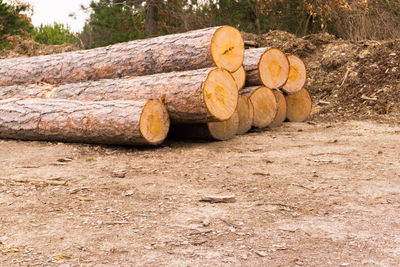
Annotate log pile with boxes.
[0,26,312,145]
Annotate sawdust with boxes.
[0,35,78,59]
[243,30,400,122]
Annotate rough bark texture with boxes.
[0,26,241,86]
[269,89,287,128]
[0,68,237,123]
[170,110,239,141]
[243,48,265,86]
[145,1,158,37]
[243,47,289,89]
[0,98,167,145]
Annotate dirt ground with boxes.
[1,120,399,266]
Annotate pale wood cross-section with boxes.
[231,65,246,90]
[236,94,254,134]
[282,54,307,94]
[268,89,287,128]
[241,86,277,128]
[244,47,289,89]
[285,88,312,122]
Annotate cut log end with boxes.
[139,99,170,144]
[259,48,290,89]
[269,89,287,128]
[203,68,238,121]
[207,109,239,140]
[243,86,277,128]
[231,65,246,90]
[211,26,245,72]
[286,88,312,122]
[282,54,307,94]
[236,94,254,134]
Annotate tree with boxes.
[0,0,33,39]
[31,22,78,45]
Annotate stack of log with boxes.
[0,26,311,146]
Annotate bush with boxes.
[0,0,33,49]
[31,23,78,45]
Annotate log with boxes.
[285,88,312,122]
[0,68,238,124]
[268,89,287,128]
[244,47,289,89]
[170,110,239,141]
[231,65,246,90]
[0,26,244,86]
[242,86,277,128]
[0,98,169,145]
[236,94,254,134]
[282,54,307,94]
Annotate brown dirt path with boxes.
[1,120,399,266]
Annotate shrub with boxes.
[31,22,78,45]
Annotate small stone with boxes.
[341,264,350,267]
[112,169,127,178]
[202,219,210,227]
[123,190,134,196]
[255,251,267,257]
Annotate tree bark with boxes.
[241,86,277,128]
[244,47,289,89]
[0,98,169,145]
[145,1,158,37]
[0,68,238,124]
[285,88,312,122]
[0,26,244,86]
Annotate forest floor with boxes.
[1,31,400,266]
[1,120,399,266]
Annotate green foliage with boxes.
[80,0,400,48]
[79,0,146,48]
[0,0,33,49]
[31,23,78,45]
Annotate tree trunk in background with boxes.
[145,1,158,37]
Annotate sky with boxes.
[25,0,95,32]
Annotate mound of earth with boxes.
[0,35,79,59]
[243,31,400,122]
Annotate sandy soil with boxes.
[1,120,399,266]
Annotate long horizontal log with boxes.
[0,68,238,124]
[0,98,169,145]
[244,47,289,89]
[0,26,244,86]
